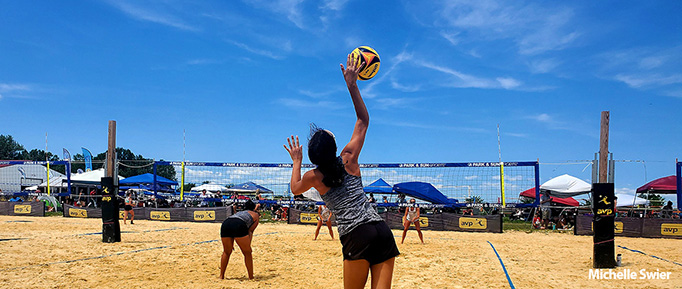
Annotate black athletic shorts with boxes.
[124,205,133,211]
[340,221,400,265]
[220,218,249,238]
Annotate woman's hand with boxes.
[341,53,364,87]
[283,135,303,163]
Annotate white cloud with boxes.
[0,84,31,92]
[614,74,682,89]
[496,77,521,89]
[104,0,199,31]
[277,98,341,109]
[321,0,350,11]
[432,1,580,55]
[532,113,551,122]
[226,40,283,60]
[528,58,560,74]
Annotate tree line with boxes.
[0,134,176,181]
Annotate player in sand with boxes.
[284,54,399,289]
[401,198,424,244]
[314,204,334,240]
[219,200,260,280]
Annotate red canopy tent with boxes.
[520,188,579,207]
[636,175,677,194]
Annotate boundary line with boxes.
[487,241,516,289]
[618,245,682,267]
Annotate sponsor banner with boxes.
[193,210,216,221]
[14,205,32,214]
[459,217,487,229]
[0,202,45,217]
[661,224,682,236]
[299,212,318,224]
[62,204,233,223]
[150,210,172,221]
[575,215,682,239]
[69,208,88,218]
[287,209,501,233]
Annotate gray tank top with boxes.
[229,210,255,228]
[320,163,383,236]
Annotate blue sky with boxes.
[1,1,680,199]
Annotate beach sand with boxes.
[1,215,680,288]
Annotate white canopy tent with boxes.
[540,174,592,199]
[71,168,122,185]
[615,193,650,207]
[191,183,228,193]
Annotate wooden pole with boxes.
[106,121,116,177]
[599,111,609,183]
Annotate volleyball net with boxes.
[153,160,540,208]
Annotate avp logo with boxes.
[459,217,487,229]
[193,211,216,221]
[150,211,171,221]
[14,205,32,214]
[299,213,318,224]
[596,209,613,215]
[661,224,682,236]
[69,208,88,218]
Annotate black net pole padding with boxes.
[101,177,121,243]
[592,183,616,268]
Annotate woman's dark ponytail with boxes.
[308,124,344,188]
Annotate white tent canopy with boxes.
[191,183,228,193]
[540,174,592,199]
[71,168,122,184]
[615,193,650,207]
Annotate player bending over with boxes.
[284,54,399,289]
[219,200,260,280]
[314,204,334,240]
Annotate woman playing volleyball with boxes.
[314,204,334,240]
[284,54,399,289]
[219,200,259,280]
[401,198,424,244]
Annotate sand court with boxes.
[1,215,681,288]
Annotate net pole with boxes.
[181,129,185,202]
[497,124,505,206]
[46,133,51,196]
[180,161,185,202]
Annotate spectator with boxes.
[540,193,552,229]
[368,193,376,203]
[532,211,542,229]
[200,190,209,207]
[382,196,388,203]
[397,193,406,204]
[662,201,673,218]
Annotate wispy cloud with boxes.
[0,83,33,100]
[104,0,199,31]
[277,98,341,109]
[430,1,580,55]
[614,74,682,89]
[598,46,682,94]
[226,40,283,60]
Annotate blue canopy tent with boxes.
[364,178,394,193]
[119,173,178,187]
[119,173,178,197]
[227,182,273,194]
[393,182,461,206]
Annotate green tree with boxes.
[638,193,665,207]
[465,195,484,204]
[0,135,27,160]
